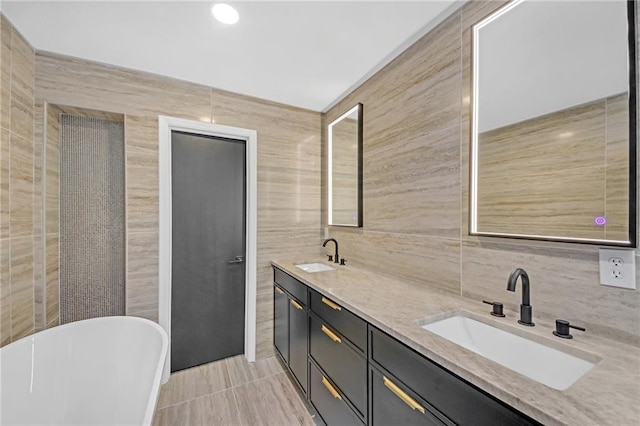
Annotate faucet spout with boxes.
[507,268,534,326]
[322,238,340,264]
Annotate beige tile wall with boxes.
[34,51,322,358]
[325,0,640,343]
[3,1,637,358]
[44,103,59,328]
[0,14,37,346]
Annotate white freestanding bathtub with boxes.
[0,316,168,426]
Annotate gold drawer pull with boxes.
[275,286,284,294]
[321,376,342,400]
[321,325,342,344]
[290,299,303,310]
[321,297,342,311]
[383,376,425,414]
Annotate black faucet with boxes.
[507,268,534,326]
[322,238,340,264]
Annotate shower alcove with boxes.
[43,105,126,327]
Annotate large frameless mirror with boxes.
[471,0,637,246]
[328,103,363,227]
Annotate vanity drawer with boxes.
[274,268,307,305]
[370,366,447,426]
[369,327,539,426]
[310,360,364,426]
[309,315,367,419]
[310,289,367,353]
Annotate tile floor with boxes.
[153,355,316,426]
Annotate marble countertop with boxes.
[271,258,640,426]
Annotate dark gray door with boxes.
[171,130,246,372]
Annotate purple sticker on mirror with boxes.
[594,216,606,226]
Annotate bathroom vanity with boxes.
[271,260,640,426]
[273,266,537,425]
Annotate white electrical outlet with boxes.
[599,248,636,289]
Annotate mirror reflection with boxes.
[328,103,362,227]
[471,0,635,245]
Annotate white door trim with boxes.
[158,116,257,383]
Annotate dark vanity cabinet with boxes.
[273,269,308,394]
[272,267,540,426]
[309,288,368,425]
[368,327,540,426]
[370,366,448,426]
[273,284,290,363]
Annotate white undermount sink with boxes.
[420,314,597,390]
[295,262,335,273]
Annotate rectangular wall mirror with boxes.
[471,0,637,246]
[328,103,363,227]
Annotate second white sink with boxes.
[420,314,597,390]
[295,262,335,273]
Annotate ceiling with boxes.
[2,0,461,111]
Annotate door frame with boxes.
[158,116,257,383]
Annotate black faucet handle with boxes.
[553,319,586,339]
[327,255,333,262]
[340,258,347,266]
[482,300,505,317]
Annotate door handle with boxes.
[383,376,426,414]
[228,255,245,264]
[321,376,342,400]
[321,297,341,311]
[290,299,304,310]
[321,325,341,344]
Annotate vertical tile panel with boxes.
[45,233,59,327]
[33,233,42,330]
[33,128,43,329]
[9,133,32,237]
[0,128,9,239]
[126,231,158,318]
[365,125,461,237]
[45,117,59,235]
[125,115,158,233]
[9,28,34,142]
[255,291,275,359]
[0,238,10,346]
[10,236,33,340]
[0,14,12,132]
[0,15,36,344]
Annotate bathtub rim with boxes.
[0,316,168,426]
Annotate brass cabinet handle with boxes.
[321,325,342,343]
[290,299,303,310]
[383,376,425,414]
[275,286,284,295]
[321,376,342,400]
[321,297,342,311]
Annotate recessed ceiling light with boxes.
[211,3,239,25]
